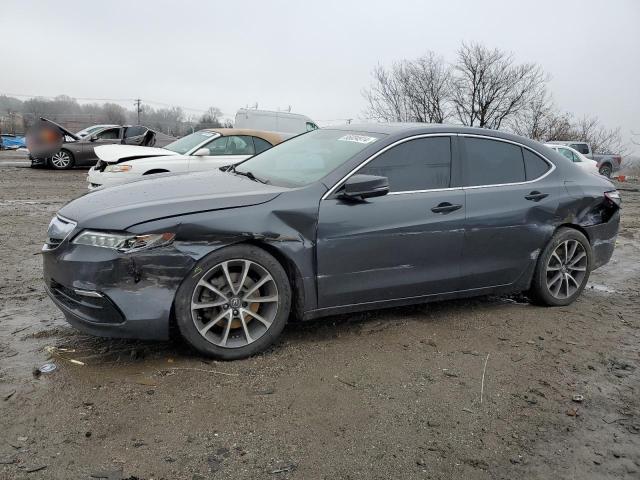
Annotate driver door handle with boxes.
[525,191,549,202]
[431,202,462,214]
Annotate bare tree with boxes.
[362,52,452,123]
[403,53,452,123]
[571,116,626,155]
[363,62,411,122]
[102,103,127,124]
[451,42,547,129]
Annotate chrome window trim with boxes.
[388,187,464,196]
[321,132,556,200]
[321,133,454,200]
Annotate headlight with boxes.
[104,164,132,173]
[72,230,175,252]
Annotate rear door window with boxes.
[463,138,525,186]
[96,127,121,140]
[358,136,451,192]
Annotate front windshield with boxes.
[235,129,384,187]
[164,131,218,154]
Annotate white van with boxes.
[234,108,319,135]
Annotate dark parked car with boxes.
[30,118,176,169]
[42,124,620,359]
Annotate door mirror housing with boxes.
[341,174,389,199]
[89,135,98,142]
[193,148,210,156]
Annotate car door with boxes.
[459,135,558,290]
[123,126,153,146]
[316,135,466,308]
[188,135,256,171]
[81,127,122,164]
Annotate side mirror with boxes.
[89,135,98,142]
[341,174,389,200]
[193,148,210,156]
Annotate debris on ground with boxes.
[37,362,57,374]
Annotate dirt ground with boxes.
[1,153,639,480]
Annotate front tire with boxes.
[175,245,291,360]
[49,149,75,170]
[529,228,592,306]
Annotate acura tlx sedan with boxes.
[42,124,621,360]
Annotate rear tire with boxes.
[49,149,75,170]
[529,228,592,306]
[599,163,612,178]
[175,245,291,360]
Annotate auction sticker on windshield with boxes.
[338,134,378,144]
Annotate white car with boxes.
[545,144,600,175]
[87,129,287,189]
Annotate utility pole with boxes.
[134,99,142,124]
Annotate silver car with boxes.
[29,118,176,170]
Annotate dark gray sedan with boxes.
[42,124,620,359]
[30,119,175,169]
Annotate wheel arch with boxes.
[555,223,591,244]
[143,169,170,175]
[242,239,306,322]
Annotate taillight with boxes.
[604,190,621,207]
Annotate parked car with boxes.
[29,118,176,169]
[75,124,118,138]
[86,129,288,189]
[547,141,622,177]
[544,144,599,175]
[43,124,620,360]
[0,133,26,150]
[235,108,318,134]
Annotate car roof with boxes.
[324,122,547,150]
[547,140,587,145]
[200,128,288,145]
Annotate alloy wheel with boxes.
[51,151,71,168]
[545,239,588,299]
[599,165,612,178]
[190,259,279,348]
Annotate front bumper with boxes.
[30,155,48,167]
[43,238,196,340]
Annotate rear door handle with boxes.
[431,202,462,214]
[525,191,549,202]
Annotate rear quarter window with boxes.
[523,149,551,180]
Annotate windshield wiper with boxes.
[225,164,267,184]
[237,170,267,184]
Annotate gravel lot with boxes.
[1,153,639,479]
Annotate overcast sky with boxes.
[1,0,638,150]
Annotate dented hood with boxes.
[94,144,179,163]
[59,170,286,230]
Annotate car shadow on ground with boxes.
[45,293,531,368]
